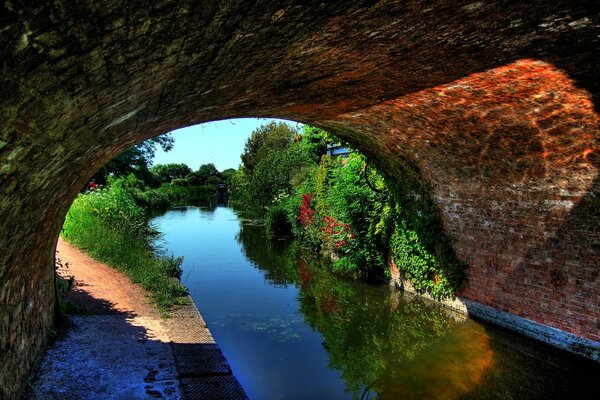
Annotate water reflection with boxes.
[236,222,300,287]
[237,221,494,399]
[153,206,600,400]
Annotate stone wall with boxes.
[0,1,598,398]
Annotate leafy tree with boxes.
[150,163,192,184]
[245,145,315,209]
[197,163,220,184]
[231,124,328,210]
[297,125,328,162]
[92,134,174,185]
[240,122,298,172]
[220,168,237,184]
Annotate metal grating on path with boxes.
[172,344,231,376]
[167,296,248,400]
[179,376,248,400]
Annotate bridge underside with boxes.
[0,1,598,398]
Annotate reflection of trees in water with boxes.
[235,220,492,399]
[187,193,218,211]
[235,221,300,286]
[165,194,219,212]
[298,261,477,399]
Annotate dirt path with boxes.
[55,238,159,316]
[29,239,247,400]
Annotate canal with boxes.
[152,204,600,399]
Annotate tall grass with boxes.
[135,185,215,210]
[62,186,187,312]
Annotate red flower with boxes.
[299,194,315,226]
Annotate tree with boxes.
[240,122,298,172]
[150,163,192,184]
[220,168,237,184]
[92,134,175,186]
[196,163,220,183]
[230,123,329,210]
[298,125,328,162]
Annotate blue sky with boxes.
[152,118,300,171]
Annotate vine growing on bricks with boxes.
[233,123,466,298]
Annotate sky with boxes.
[152,118,300,171]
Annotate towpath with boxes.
[28,239,247,400]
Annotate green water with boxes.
[152,205,599,399]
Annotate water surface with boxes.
[152,205,600,399]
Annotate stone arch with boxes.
[1,1,598,398]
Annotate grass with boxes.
[135,185,215,210]
[61,186,187,312]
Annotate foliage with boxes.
[322,154,391,280]
[299,194,315,226]
[150,163,192,185]
[320,216,353,253]
[92,134,174,186]
[294,125,328,163]
[243,123,466,297]
[240,121,299,172]
[385,160,466,298]
[220,168,237,184]
[196,163,220,182]
[64,184,153,241]
[159,254,184,279]
[230,123,326,211]
[134,184,182,209]
[61,184,187,311]
[265,203,292,236]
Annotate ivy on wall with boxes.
[278,151,466,298]
[233,123,466,298]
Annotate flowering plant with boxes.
[321,215,354,252]
[299,193,315,226]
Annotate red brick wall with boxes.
[1,2,598,398]
[313,60,599,342]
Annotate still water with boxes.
[152,204,600,400]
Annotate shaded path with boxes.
[29,239,246,399]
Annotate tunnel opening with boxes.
[54,117,461,304]
[45,115,596,394]
[3,58,599,398]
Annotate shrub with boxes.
[266,204,292,236]
[63,186,153,242]
[62,185,187,311]
[232,122,466,297]
[159,255,184,279]
[268,148,466,296]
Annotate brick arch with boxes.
[0,1,598,398]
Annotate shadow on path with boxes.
[27,240,246,400]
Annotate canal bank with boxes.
[28,239,246,400]
[152,204,600,400]
[389,263,600,361]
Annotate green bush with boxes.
[62,185,187,311]
[230,123,325,211]
[383,158,466,299]
[134,184,213,210]
[265,204,292,236]
[229,121,466,298]
[324,154,390,280]
[159,255,184,279]
[63,185,153,241]
[268,144,466,297]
